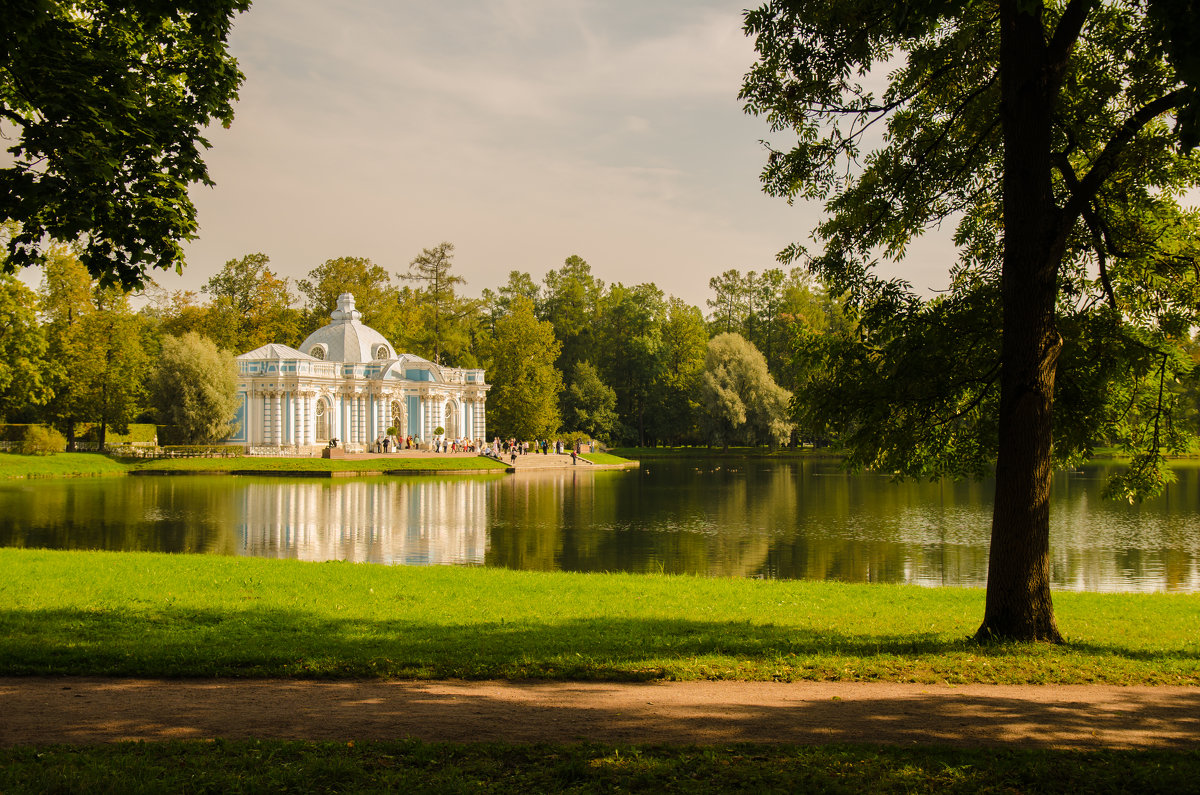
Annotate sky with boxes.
[159,0,955,310]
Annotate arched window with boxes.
[375,344,391,360]
[310,346,325,361]
[390,400,403,433]
[315,398,329,441]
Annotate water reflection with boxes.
[1,462,1198,592]
[239,479,490,565]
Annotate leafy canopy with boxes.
[1,1,250,289]
[741,0,1200,493]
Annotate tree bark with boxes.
[977,1,1065,642]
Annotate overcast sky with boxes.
[159,0,953,310]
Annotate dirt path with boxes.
[2,678,1197,749]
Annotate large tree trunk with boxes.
[976,1,1065,643]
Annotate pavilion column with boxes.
[272,392,282,447]
[261,391,271,446]
[476,398,486,441]
[357,394,366,444]
[292,392,302,446]
[422,394,432,441]
[301,393,311,446]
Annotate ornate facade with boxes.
[229,293,489,452]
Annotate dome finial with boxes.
[331,293,361,323]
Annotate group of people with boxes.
[489,437,585,464]
[373,436,481,454]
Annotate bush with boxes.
[20,425,66,455]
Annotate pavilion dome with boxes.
[297,293,395,363]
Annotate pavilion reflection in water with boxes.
[237,479,489,566]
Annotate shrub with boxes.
[20,425,66,455]
[434,426,445,435]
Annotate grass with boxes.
[579,452,635,465]
[0,452,130,479]
[1,548,1196,684]
[2,740,1197,794]
[0,452,509,479]
[126,455,509,474]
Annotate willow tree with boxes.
[742,0,1200,640]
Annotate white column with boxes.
[304,393,313,446]
[292,392,302,446]
[422,395,432,440]
[272,393,282,447]
[262,393,272,445]
[477,398,486,440]
[357,395,366,443]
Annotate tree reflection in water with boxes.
[1,462,1198,592]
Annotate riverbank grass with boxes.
[127,455,509,474]
[0,452,129,479]
[3,740,1196,794]
[579,452,635,465]
[0,452,509,479]
[1,549,1195,684]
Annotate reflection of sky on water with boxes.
[239,479,489,566]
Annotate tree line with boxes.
[0,236,860,449]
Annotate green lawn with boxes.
[127,455,509,474]
[579,452,636,465]
[1,549,1195,685]
[0,452,129,479]
[0,452,509,479]
[2,740,1196,794]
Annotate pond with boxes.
[2,459,1198,592]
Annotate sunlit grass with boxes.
[127,456,509,473]
[1,549,1195,684]
[0,452,129,479]
[579,452,635,465]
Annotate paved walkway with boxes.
[2,679,1197,749]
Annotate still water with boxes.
[2,460,1198,592]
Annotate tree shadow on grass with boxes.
[0,607,1195,681]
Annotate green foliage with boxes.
[148,333,240,444]
[740,0,1200,493]
[37,250,150,447]
[0,0,250,288]
[482,297,563,439]
[564,361,619,442]
[0,272,50,421]
[18,425,65,455]
[653,298,709,445]
[202,252,301,351]
[297,256,402,343]
[595,283,667,446]
[699,333,793,448]
[400,242,477,365]
[541,255,604,377]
